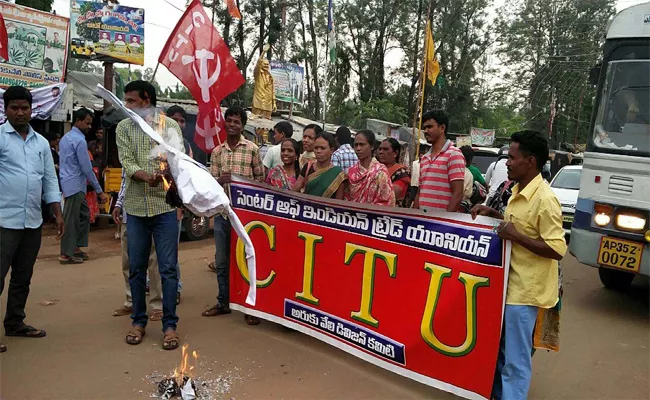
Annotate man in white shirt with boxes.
[485,146,509,203]
[263,121,293,171]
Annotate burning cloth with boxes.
[94,84,256,306]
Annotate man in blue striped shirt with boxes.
[0,86,64,353]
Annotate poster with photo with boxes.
[69,0,145,65]
[270,61,304,104]
[0,2,69,88]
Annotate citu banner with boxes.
[228,177,510,400]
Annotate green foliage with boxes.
[15,0,53,12]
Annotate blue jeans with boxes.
[214,215,231,306]
[492,305,538,400]
[127,211,179,332]
[146,219,183,292]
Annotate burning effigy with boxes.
[158,344,199,400]
[93,84,257,306]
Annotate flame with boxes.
[161,175,170,191]
[157,111,166,134]
[172,344,199,385]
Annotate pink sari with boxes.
[345,159,395,206]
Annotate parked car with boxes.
[549,165,582,235]
[471,147,499,176]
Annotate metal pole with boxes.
[149,62,160,83]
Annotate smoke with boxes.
[138,106,185,161]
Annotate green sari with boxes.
[304,162,346,198]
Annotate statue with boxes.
[252,45,276,119]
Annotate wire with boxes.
[145,21,173,30]
[163,0,185,12]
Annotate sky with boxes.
[52,0,648,92]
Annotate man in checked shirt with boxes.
[115,81,185,350]
[204,107,264,325]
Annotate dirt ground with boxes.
[1,226,648,400]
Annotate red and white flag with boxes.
[159,0,245,152]
[0,14,9,63]
[194,103,226,154]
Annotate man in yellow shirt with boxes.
[472,130,566,400]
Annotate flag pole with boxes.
[150,62,160,83]
[414,4,431,160]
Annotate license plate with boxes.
[562,215,574,223]
[597,237,643,273]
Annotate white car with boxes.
[549,165,582,235]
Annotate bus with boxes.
[569,2,650,290]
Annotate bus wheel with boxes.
[598,267,635,290]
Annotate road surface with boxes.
[1,227,648,399]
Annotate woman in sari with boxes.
[293,132,346,199]
[86,150,100,223]
[376,138,411,207]
[266,138,300,190]
[299,124,322,168]
[345,130,395,206]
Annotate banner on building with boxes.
[69,0,145,65]
[0,82,67,123]
[228,177,510,400]
[0,2,69,88]
[456,135,472,148]
[470,128,496,147]
[270,60,304,104]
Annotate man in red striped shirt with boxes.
[414,110,465,212]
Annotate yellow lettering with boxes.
[344,243,397,328]
[235,221,277,288]
[295,232,323,305]
[420,263,490,357]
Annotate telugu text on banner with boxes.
[69,0,145,65]
[0,2,69,88]
[228,177,510,400]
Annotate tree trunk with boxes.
[298,0,313,116]
[307,0,321,120]
[407,0,424,117]
[259,0,267,56]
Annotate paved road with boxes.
[1,228,648,399]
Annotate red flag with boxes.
[194,103,227,153]
[0,14,8,62]
[159,0,244,105]
[225,0,242,19]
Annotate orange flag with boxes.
[225,0,242,19]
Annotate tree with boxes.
[66,58,103,74]
[16,0,53,12]
[496,0,616,145]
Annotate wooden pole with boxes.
[103,62,114,110]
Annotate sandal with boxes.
[163,329,179,350]
[202,304,231,317]
[58,256,84,264]
[112,306,133,317]
[245,315,260,326]
[125,326,145,345]
[74,251,89,260]
[5,324,46,338]
[0,344,6,353]
[207,261,217,272]
[150,310,163,321]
